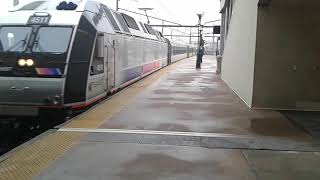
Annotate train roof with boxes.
[0,0,163,41]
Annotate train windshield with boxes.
[33,27,73,53]
[0,26,32,52]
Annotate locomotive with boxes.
[0,0,196,117]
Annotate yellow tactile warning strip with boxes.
[0,59,187,180]
[0,132,85,180]
[64,59,185,129]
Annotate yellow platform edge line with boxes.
[0,132,86,180]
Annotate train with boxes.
[0,0,196,117]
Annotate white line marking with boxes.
[58,128,254,139]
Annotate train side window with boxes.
[144,24,155,35]
[91,35,104,76]
[139,22,148,33]
[121,13,140,31]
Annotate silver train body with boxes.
[0,0,196,117]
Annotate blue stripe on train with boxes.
[123,66,143,82]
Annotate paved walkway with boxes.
[1,56,320,180]
[101,56,308,139]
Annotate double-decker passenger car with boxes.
[0,0,195,117]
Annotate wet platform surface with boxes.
[101,56,309,140]
[2,56,320,180]
[35,142,320,180]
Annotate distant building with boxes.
[220,0,320,111]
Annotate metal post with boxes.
[199,29,203,63]
[145,10,150,24]
[116,0,119,11]
[196,22,200,68]
[216,36,222,74]
[212,25,215,55]
[138,8,153,24]
[196,13,203,69]
[217,37,220,55]
[189,27,192,44]
[162,20,164,34]
[213,37,215,56]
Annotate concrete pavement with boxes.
[2,56,320,180]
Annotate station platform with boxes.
[1,56,320,180]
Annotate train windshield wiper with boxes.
[4,33,29,53]
[33,35,45,53]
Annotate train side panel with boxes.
[113,35,167,89]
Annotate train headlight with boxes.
[26,59,34,67]
[18,59,26,67]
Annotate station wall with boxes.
[221,0,259,107]
[252,2,320,110]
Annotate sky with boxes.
[0,0,221,43]
[103,0,221,44]
[106,0,221,25]
[0,0,220,24]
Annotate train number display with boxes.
[28,15,51,25]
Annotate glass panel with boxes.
[173,46,187,55]
[103,7,121,32]
[114,12,130,33]
[33,27,73,53]
[0,26,32,52]
[154,31,162,40]
[121,13,140,31]
[144,24,155,35]
[139,22,148,33]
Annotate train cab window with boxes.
[0,26,32,52]
[90,35,104,76]
[33,27,73,53]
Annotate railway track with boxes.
[0,111,70,155]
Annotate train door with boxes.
[105,34,115,90]
[86,34,107,100]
